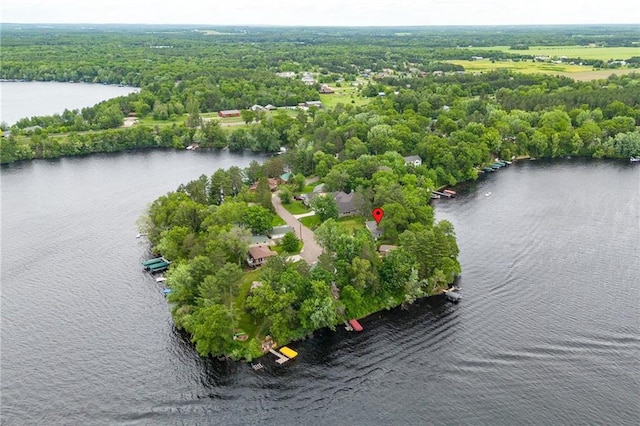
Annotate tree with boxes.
[255,176,275,212]
[185,97,201,129]
[243,205,274,235]
[221,226,252,264]
[279,187,293,205]
[310,194,339,222]
[240,109,255,124]
[282,232,300,253]
[190,304,234,357]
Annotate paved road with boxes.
[271,193,323,264]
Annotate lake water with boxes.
[1,154,639,425]
[0,81,139,125]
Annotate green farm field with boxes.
[474,45,640,60]
[448,58,639,81]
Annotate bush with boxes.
[282,232,300,253]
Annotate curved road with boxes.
[271,193,323,264]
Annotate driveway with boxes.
[272,193,323,264]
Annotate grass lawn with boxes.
[337,216,367,234]
[137,115,185,128]
[320,86,371,109]
[234,268,262,339]
[302,183,319,193]
[282,201,311,215]
[300,215,321,229]
[272,215,287,227]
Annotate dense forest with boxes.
[2,25,639,167]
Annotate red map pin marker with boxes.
[372,207,384,225]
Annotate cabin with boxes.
[247,245,277,267]
[218,109,241,118]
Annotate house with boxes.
[247,245,277,267]
[276,71,296,78]
[319,84,334,94]
[250,104,264,112]
[365,221,383,240]
[251,234,272,246]
[279,172,292,182]
[264,104,277,111]
[301,76,316,85]
[305,100,323,108]
[218,109,241,118]
[334,191,357,217]
[378,245,398,256]
[269,225,294,240]
[404,155,422,167]
[249,178,279,192]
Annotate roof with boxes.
[251,235,270,245]
[333,191,356,214]
[313,183,326,193]
[248,245,277,260]
[365,221,383,238]
[280,172,292,182]
[219,109,240,115]
[269,225,294,236]
[378,244,398,254]
[404,155,422,163]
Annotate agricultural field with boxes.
[474,45,640,61]
[448,56,639,81]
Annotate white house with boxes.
[403,155,422,167]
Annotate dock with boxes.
[269,348,290,364]
[432,190,454,198]
[444,287,462,303]
[142,257,171,272]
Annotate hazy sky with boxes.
[2,0,639,26]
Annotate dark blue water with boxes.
[2,154,639,425]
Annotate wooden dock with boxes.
[432,191,453,198]
[269,348,289,364]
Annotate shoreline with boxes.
[249,280,456,365]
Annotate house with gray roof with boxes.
[365,221,383,240]
[334,191,357,217]
[403,155,422,167]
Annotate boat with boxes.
[156,276,166,283]
[162,288,172,296]
[630,157,640,163]
[444,291,462,303]
[485,192,492,197]
[348,319,363,332]
[279,346,298,359]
